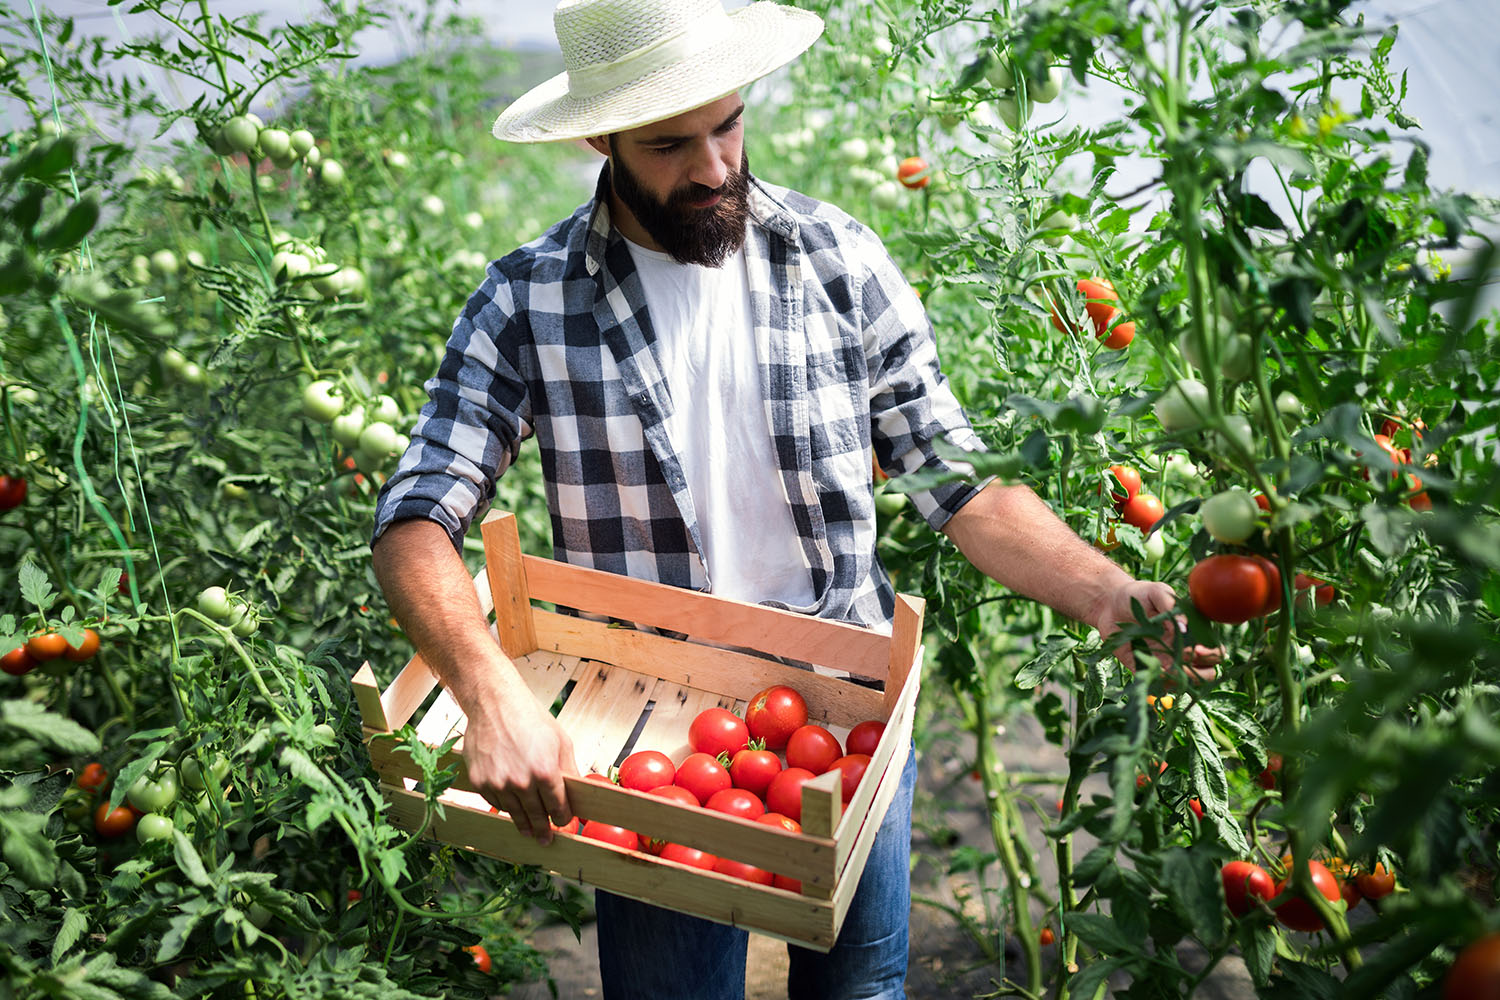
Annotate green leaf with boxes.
[156,910,203,963]
[0,809,57,887]
[1068,911,1144,955]
[1005,392,1106,433]
[52,907,88,964]
[19,556,57,614]
[172,826,212,887]
[1014,635,1077,690]
[1067,957,1131,998]
[1160,847,1226,942]
[1,701,101,755]
[36,195,100,250]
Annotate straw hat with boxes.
[492,0,824,143]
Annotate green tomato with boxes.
[128,770,179,813]
[258,128,291,162]
[1038,209,1074,247]
[331,406,366,449]
[1200,488,1260,544]
[1275,391,1304,420]
[370,394,402,425]
[303,145,321,168]
[178,362,207,387]
[1142,530,1166,564]
[1027,66,1063,104]
[354,447,389,475]
[1154,379,1210,431]
[221,115,259,154]
[1213,414,1255,455]
[136,813,174,843]
[311,265,344,299]
[871,181,903,211]
[231,610,259,638]
[270,250,310,283]
[289,129,315,157]
[419,194,445,217]
[357,421,400,460]
[179,753,230,790]
[198,586,233,620]
[301,379,345,422]
[1179,331,1254,381]
[995,95,1030,130]
[318,159,345,185]
[150,249,179,277]
[337,267,366,298]
[161,347,188,373]
[983,51,1014,90]
[223,483,249,501]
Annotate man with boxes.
[371,1,1204,997]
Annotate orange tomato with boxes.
[896,156,930,189]
[26,632,68,661]
[465,943,492,974]
[65,628,101,661]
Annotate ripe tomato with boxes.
[580,821,638,851]
[659,842,717,870]
[845,720,885,757]
[641,784,699,853]
[1254,492,1272,512]
[1294,573,1335,608]
[689,707,750,758]
[1339,874,1363,911]
[896,156,930,189]
[713,856,774,885]
[786,725,842,774]
[766,767,816,822]
[1136,761,1167,789]
[1221,860,1275,917]
[1355,863,1396,899]
[1,646,37,676]
[25,632,68,662]
[617,750,675,792]
[674,751,731,805]
[827,754,871,802]
[1445,933,1500,1000]
[1189,554,1276,624]
[465,943,492,974]
[64,628,100,661]
[1100,320,1135,350]
[706,787,764,820]
[1255,753,1283,790]
[1102,465,1142,506]
[745,686,807,750]
[1120,493,1165,532]
[757,812,801,835]
[94,801,140,838]
[1273,860,1341,932]
[1252,555,1283,616]
[77,762,108,793]
[729,742,782,799]
[1039,927,1056,946]
[0,474,26,510]
[1188,797,1204,821]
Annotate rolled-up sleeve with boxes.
[371,268,533,550]
[857,226,987,531]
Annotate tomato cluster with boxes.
[567,683,887,889]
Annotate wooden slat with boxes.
[833,646,923,871]
[383,784,839,951]
[532,610,886,727]
[632,681,738,761]
[555,661,655,774]
[351,662,388,732]
[831,716,915,935]
[511,647,584,711]
[380,655,441,733]
[481,511,539,659]
[883,594,925,718]
[414,688,466,748]
[522,555,890,679]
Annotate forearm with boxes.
[942,481,1133,630]
[371,519,530,728]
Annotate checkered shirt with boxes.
[372,165,986,630]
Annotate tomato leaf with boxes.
[50,906,87,965]
[171,827,211,888]
[1066,957,1133,999]
[1,701,100,755]
[1159,847,1226,943]
[36,195,99,250]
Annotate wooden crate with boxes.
[351,509,924,952]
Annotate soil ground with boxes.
[504,712,1260,999]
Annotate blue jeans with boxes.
[596,745,916,1000]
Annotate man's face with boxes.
[593,94,751,267]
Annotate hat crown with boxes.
[556,0,725,74]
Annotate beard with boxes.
[608,138,751,268]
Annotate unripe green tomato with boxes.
[1200,488,1260,544]
[150,249,179,277]
[303,145,321,168]
[1154,379,1210,431]
[353,448,388,474]
[370,394,401,425]
[198,586,233,620]
[357,421,400,459]
[1142,530,1166,564]
[178,362,207,386]
[996,95,1030,130]
[319,159,345,185]
[161,347,188,373]
[1027,66,1063,104]
[179,753,230,790]
[871,181,903,211]
[1275,391,1303,420]
[984,51,1014,90]
[1179,332,1254,381]
[127,770,179,813]
[258,128,291,163]
[384,149,410,171]
[186,249,206,269]
[1039,209,1074,247]
[338,267,366,298]
[301,379,344,422]
[129,254,151,284]
[223,483,249,501]
[838,137,869,163]
[1213,414,1255,455]
[270,250,310,282]
[221,115,259,154]
[136,813,174,843]
[418,194,445,216]
[231,607,259,637]
[244,112,265,129]
[289,129,315,157]
[331,406,366,449]
[310,265,344,298]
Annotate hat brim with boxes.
[492,3,823,144]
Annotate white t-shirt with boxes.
[623,237,815,610]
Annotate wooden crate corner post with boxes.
[480,509,539,659]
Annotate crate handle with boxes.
[480,510,540,659]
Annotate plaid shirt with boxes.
[372,165,985,630]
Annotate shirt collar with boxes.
[583,162,798,276]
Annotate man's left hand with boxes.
[1087,579,1221,681]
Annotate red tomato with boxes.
[1,646,36,676]
[1293,573,1335,608]
[347,889,363,903]
[1253,555,1283,616]
[705,787,764,820]
[844,720,885,757]
[786,725,842,775]
[465,944,491,974]
[25,632,68,662]
[1339,875,1363,911]
[1102,465,1142,506]
[765,767,816,822]
[1119,493,1165,532]
[1355,863,1395,900]
[641,784,698,853]
[64,628,101,662]
[1189,554,1276,624]
[580,821,639,851]
[773,873,801,893]
[1445,933,1500,1000]
[745,685,807,750]
[1254,493,1272,512]
[689,707,750,758]
[1039,927,1056,946]
[618,750,675,792]
[659,842,718,870]
[1255,753,1283,790]
[896,156,929,189]
[77,762,108,793]
[729,743,782,799]
[674,751,731,805]
[553,817,581,835]
[760,810,806,886]
[0,474,26,511]
[1221,861,1275,917]
[827,754,871,802]
[1273,860,1342,932]
[1100,320,1135,350]
[94,801,140,838]
[713,856,774,885]
[1136,760,1168,789]
[1188,797,1204,820]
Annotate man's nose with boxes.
[687,139,731,191]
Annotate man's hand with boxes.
[1086,578,1221,681]
[463,679,578,845]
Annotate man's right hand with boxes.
[463,676,578,845]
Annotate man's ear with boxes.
[583,135,610,157]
